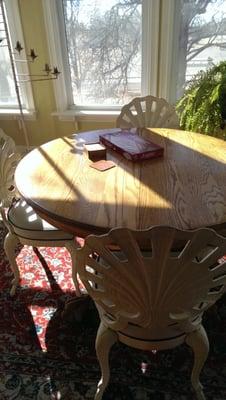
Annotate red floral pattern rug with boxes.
[1,224,226,399]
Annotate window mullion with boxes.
[42,0,72,112]
[158,0,178,102]
[142,0,160,97]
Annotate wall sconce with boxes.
[13,41,61,82]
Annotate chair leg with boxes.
[66,242,81,296]
[4,232,21,296]
[185,325,209,400]
[94,321,118,400]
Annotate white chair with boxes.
[76,225,226,400]
[0,129,80,296]
[116,95,179,129]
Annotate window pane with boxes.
[63,0,142,106]
[0,7,18,106]
[175,0,226,100]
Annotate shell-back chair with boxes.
[0,129,80,296]
[116,95,179,129]
[76,225,226,400]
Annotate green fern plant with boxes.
[176,61,226,139]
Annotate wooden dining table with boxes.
[15,127,226,237]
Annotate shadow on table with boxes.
[34,131,226,237]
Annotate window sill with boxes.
[0,109,36,120]
[52,109,120,122]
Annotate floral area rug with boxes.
[1,225,226,399]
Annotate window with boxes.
[171,0,226,101]
[0,7,17,107]
[63,0,142,107]
[43,0,226,118]
[43,0,159,118]
[0,0,34,114]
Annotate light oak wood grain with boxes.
[15,128,226,236]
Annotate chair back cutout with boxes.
[116,95,179,129]
[0,129,20,209]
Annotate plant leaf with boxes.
[210,84,221,104]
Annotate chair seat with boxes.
[8,199,74,241]
[96,302,187,347]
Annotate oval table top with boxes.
[15,128,226,236]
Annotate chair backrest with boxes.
[116,95,179,129]
[76,226,226,333]
[0,129,20,208]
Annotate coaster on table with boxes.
[84,143,106,161]
[90,160,116,171]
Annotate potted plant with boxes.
[176,61,226,139]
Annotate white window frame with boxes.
[158,0,177,102]
[44,0,226,119]
[43,0,161,122]
[0,0,35,119]
[158,0,184,104]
